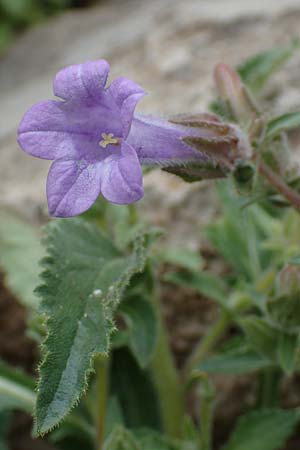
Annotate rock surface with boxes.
[1,0,300,241]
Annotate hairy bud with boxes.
[214,63,257,126]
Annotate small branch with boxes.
[255,156,300,211]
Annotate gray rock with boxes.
[1,0,300,236]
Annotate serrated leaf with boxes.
[118,295,158,368]
[0,210,43,308]
[240,316,277,359]
[197,352,271,375]
[237,41,298,93]
[35,219,148,435]
[164,270,226,306]
[224,409,298,450]
[0,360,35,413]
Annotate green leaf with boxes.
[224,409,298,450]
[104,426,179,450]
[105,396,125,439]
[158,247,203,271]
[0,210,43,308]
[134,428,179,450]
[277,333,298,375]
[118,295,158,368]
[0,360,35,413]
[110,349,161,430]
[35,219,148,435]
[0,412,11,450]
[237,41,299,93]
[197,352,271,375]
[266,112,300,139]
[103,426,140,450]
[206,181,269,281]
[266,293,300,332]
[240,316,277,359]
[164,270,226,305]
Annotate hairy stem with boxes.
[255,156,300,210]
[150,287,185,439]
[95,355,109,450]
[184,311,231,378]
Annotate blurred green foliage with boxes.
[0,0,97,55]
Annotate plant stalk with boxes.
[95,355,110,450]
[257,368,281,409]
[255,156,300,211]
[184,310,231,378]
[150,287,185,439]
[198,378,215,450]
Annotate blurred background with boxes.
[1,1,300,448]
[1,0,300,232]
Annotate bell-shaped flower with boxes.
[18,60,250,217]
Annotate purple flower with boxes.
[18,60,249,217]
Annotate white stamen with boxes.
[99,132,119,148]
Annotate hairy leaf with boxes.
[0,210,43,308]
[225,409,298,450]
[35,219,148,435]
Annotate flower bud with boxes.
[214,63,257,126]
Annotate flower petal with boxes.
[53,60,110,104]
[18,98,122,161]
[47,159,102,217]
[18,100,84,160]
[100,141,143,204]
[128,114,208,165]
[108,77,145,137]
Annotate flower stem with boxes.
[255,156,300,211]
[257,368,281,408]
[184,311,231,378]
[198,377,215,450]
[95,355,109,450]
[150,288,185,439]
